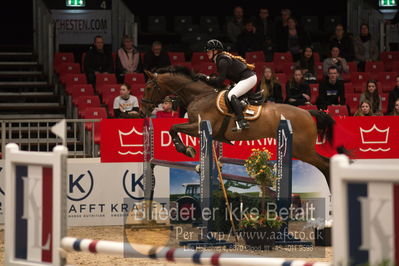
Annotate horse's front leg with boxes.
[169,122,199,158]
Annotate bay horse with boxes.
[141,66,340,187]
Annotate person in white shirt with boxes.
[113,83,140,118]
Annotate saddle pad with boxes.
[216,90,262,120]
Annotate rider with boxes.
[199,39,257,131]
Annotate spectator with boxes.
[143,41,171,72]
[296,46,317,83]
[256,66,283,103]
[113,83,140,118]
[285,67,311,106]
[389,99,399,116]
[354,100,374,116]
[83,35,114,85]
[322,46,349,79]
[272,8,291,46]
[329,24,355,62]
[235,19,263,57]
[316,66,345,110]
[359,80,382,115]
[115,35,142,83]
[226,5,245,44]
[155,96,180,118]
[387,75,399,114]
[253,7,273,47]
[274,17,311,61]
[353,23,379,72]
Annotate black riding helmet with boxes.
[204,39,224,51]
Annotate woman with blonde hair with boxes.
[256,66,283,103]
[354,100,374,116]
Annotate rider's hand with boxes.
[194,73,209,81]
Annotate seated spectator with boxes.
[296,46,317,83]
[322,46,349,80]
[272,8,291,49]
[353,23,379,72]
[156,96,180,118]
[389,99,399,116]
[256,66,283,103]
[359,80,382,115]
[83,35,114,85]
[316,66,345,110]
[235,19,263,57]
[354,100,374,116]
[115,35,142,83]
[253,7,273,48]
[285,67,311,106]
[329,24,355,62]
[226,5,245,44]
[143,41,171,73]
[387,75,399,114]
[274,17,311,61]
[113,84,140,118]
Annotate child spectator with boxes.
[256,66,283,103]
[156,96,180,118]
[83,35,114,85]
[359,80,382,115]
[113,83,140,118]
[354,100,374,116]
[115,35,142,83]
[389,99,399,116]
[387,75,399,114]
[285,67,311,106]
[316,66,345,110]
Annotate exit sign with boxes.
[66,0,86,7]
[379,0,397,7]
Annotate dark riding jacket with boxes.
[207,53,255,88]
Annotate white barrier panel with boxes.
[331,155,399,266]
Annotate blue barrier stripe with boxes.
[73,239,82,251]
[192,251,202,264]
[282,261,292,266]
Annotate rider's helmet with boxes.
[204,39,224,52]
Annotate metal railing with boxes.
[1,119,101,159]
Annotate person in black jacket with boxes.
[256,66,283,103]
[329,24,355,62]
[316,66,345,110]
[143,41,171,72]
[387,75,399,114]
[285,67,311,106]
[83,35,114,85]
[235,19,264,57]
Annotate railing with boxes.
[0,119,101,159]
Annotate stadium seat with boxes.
[344,82,355,94]
[195,62,217,75]
[148,16,167,33]
[191,52,209,66]
[81,107,108,143]
[313,52,320,63]
[67,84,95,98]
[380,51,399,71]
[74,95,101,117]
[173,16,193,33]
[54,52,75,72]
[174,61,193,70]
[298,104,318,110]
[200,16,219,30]
[327,105,348,116]
[124,73,146,85]
[365,61,384,79]
[315,62,324,81]
[309,83,319,104]
[273,52,293,64]
[345,93,360,115]
[381,93,389,114]
[130,83,146,98]
[350,72,370,86]
[323,15,342,34]
[381,80,395,93]
[254,62,275,78]
[57,63,81,83]
[63,73,87,87]
[168,52,186,64]
[275,73,288,86]
[245,51,265,64]
[279,62,295,76]
[95,73,117,87]
[342,61,358,81]
[393,61,399,72]
[98,84,120,99]
[300,16,319,35]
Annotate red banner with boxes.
[101,116,399,162]
[152,118,199,161]
[100,119,144,162]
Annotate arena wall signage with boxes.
[52,9,112,44]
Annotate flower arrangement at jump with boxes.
[239,148,284,249]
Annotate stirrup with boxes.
[232,120,249,132]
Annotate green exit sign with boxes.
[66,0,86,7]
[379,0,397,7]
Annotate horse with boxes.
[141,66,342,187]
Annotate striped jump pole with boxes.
[61,237,331,266]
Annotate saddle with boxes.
[216,90,265,120]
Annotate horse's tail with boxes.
[308,109,351,156]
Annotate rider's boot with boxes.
[230,95,249,131]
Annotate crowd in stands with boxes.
[53,5,399,122]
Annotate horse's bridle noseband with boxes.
[141,74,161,106]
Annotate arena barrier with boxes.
[4,141,332,266]
[331,155,399,266]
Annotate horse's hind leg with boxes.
[169,122,199,158]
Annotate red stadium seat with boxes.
[381,93,389,114]
[130,83,146,98]
[350,72,370,86]
[57,63,81,83]
[342,61,358,81]
[191,52,209,66]
[168,52,186,64]
[98,84,120,99]
[74,95,101,117]
[365,61,384,79]
[345,93,360,115]
[54,52,75,72]
[95,73,117,86]
[173,61,193,70]
[327,105,348,116]
[393,61,399,73]
[380,51,399,71]
[344,82,354,94]
[67,84,95,99]
[298,104,318,110]
[124,73,146,85]
[315,62,324,81]
[81,107,108,144]
[63,73,87,87]
[381,80,396,93]
[196,62,217,75]
[245,51,265,64]
[102,94,116,117]
[279,62,295,75]
[313,52,320,63]
[273,52,293,63]
[309,83,319,104]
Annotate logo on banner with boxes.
[359,124,390,152]
[118,126,143,155]
[122,170,144,200]
[67,170,94,201]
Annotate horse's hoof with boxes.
[185,146,196,158]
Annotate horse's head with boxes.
[141,70,169,117]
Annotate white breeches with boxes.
[227,75,258,100]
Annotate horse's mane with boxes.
[156,65,196,80]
